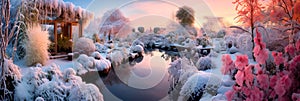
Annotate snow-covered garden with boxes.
[1,0,300,101]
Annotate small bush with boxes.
[196,56,214,70]
[74,37,95,56]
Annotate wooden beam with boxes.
[40,20,79,25]
[69,23,72,39]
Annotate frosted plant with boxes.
[36,80,67,101]
[35,97,44,101]
[76,54,95,71]
[132,39,145,47]
[196,56,214,70]
[74,37,96,56]
[107,48,128,65]
[182,38,196,48]
[179,71,221,101]
[72,61,87,75]
[130,45,144,54]
[92,52,111,71]
[25,24,51,66]
[68,83,104,101]
[95,43,108,53]
[15,66,47,100]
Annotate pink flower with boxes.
[242,86,251,96]
[292,93,300,101]
[244,65,254,87]
[274,75,292,97]
[255,64,262,74]
[277,75,292,89]
[221,54,235,75]
[274,83,286,97]
[245,87,264,101]
[225,90,235,101]
[290,55,300,70]
[270,75,278,88]
[257,73,269,89]
[235,55,249,70]
[296,39,300,52]
[285,44,296,57]
[254,48,268,64]
[253,29,268,64]
[272,51,285,66]
[235,70,245,86]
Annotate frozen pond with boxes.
[80,49,178,101]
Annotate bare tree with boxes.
[0,0,23,100]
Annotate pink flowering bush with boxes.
[221,54,235,75]
[222,30,300,101]
[253,29,268,64]
[235,55,248,70]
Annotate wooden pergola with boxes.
[40,19,83,54]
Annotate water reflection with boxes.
[81,49,178,101]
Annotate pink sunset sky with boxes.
[85,0,238,28]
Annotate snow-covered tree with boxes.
[176,6,195,27]
[231,0,265,60]
[0,0,24,100]
[267,0,300,44]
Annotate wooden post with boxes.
[54,22,58,54]
[69,23,72,39]
[79,19,83,37]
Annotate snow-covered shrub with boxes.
[92,52,111,71]
[179,71,221,101]
[0,59,22,100]
[196,56,214,70]
[237,34,252,54]
[182,38,196,48]
[72,62,87,75]
[15,64,103,100]
[130,45,144,54]
[107,48,129,65]
[74,37,95,56]
[95,43,107,53]
[15,66,47,100]
[138,27,145,33]
[216,29,226,38]
[25,24,51,66]
[36,80,66,101]
[132,39,145,47]
[224,35,237,48]
[153,27,160,34]
[76,54,95,71]
[168,58,199,100]
[68,83,103,101]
